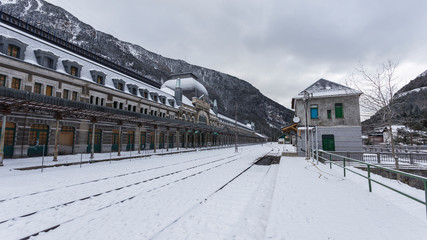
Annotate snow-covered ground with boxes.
[0,143,426,239]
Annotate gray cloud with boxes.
[46,0,427,108]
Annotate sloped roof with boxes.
[294,79,362,99]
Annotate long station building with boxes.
[0,11,266,163]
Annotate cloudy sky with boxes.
[44,0,427,110]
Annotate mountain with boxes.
[362,71,427,132]
[0,0,294,138]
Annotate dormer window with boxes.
[118,82,124,91]
[8,45,20,58]
[159,96,166,105]
[127,84,138,95]
[139,89,149,99]
[0,36,28,60]
[62,60,82,77]
[112,79,126,91]
[168,99,175,107]
[34,50,59,70]
[90,70,106,85]
[150,92,159,102]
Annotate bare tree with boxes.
[348,60,403,171]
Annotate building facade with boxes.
[292,79,363,156]
[0,12,264,163]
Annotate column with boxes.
[53,113,62,162]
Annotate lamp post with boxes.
[303,91,311,160]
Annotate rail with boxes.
[316,150,427,219]
[332,151,427,165]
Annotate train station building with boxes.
[0,12,265,165]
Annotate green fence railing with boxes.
[316,150,427,220]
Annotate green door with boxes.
[28,124,49,157]
[169,134,174,148]
[87,129,102,153]
[126,131,135,151]
[0,122,16,158]
[322,135,335,151]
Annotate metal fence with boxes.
[333,151,427,165]
[317,150,427,220]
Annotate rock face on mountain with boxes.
[362,72,427,132]
[0,0,294,137]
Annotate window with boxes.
[100,98,104,106]
[72,91,78,101]
[117,82,124,91]
[63,89,69,99]
[335,103,343,118]
[112,79,126,91]
[144,109,148,114]
[90,96,94,104]
[119,103,123,110]
[144,92,148,98]
[70,66,78,77]
[34,50,59,69]
[133,106,136,112]
[11,78,20,90]
[0,75,6,87]
[90,70,106,85]
[128,104,132,111]
[97,76,103,84]
[34,82,42,94]
[310,105,318,119]
[327,110,331,119]
[113,101,118,108]
[46,85,53,96]
[0,36,27,60]
[7,44,20,58]
[62,60,82,77]
[140,108,143,113]
[153,95,158,102]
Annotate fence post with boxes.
[409,153,414,164]
[329,154,332,169]
[425,180,427,220]
[343,158,346,177]
[368,165,372,192]
[377,153,381,164]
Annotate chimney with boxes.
[213,99,218,115]
[175,78,182,105]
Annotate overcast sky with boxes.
[45,0,427,110]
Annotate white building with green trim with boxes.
[291,79,363,156]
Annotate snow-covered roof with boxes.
[293,79,362,99]
[217,113,252,130]
[0,22,179,108]
[161,77,209,98]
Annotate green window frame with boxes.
[63,89,69,99]
[7,44,20,58]
[34,82,42,94]
[11,78,21,90]
[72,91,78,101]
[335,103,343,118]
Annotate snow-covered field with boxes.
[0,143,426,239]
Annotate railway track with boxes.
[0,144,277,240]
[148,147,281,239]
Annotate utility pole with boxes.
[235,102,238,153]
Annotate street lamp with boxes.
[303,91,311,160]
